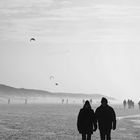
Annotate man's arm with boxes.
[77,109,82,132]
[92,110,97,131]
[94,108,99,131]
[111,108,116,130]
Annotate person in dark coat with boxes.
[95,97,116,140]
[77,100,97,140]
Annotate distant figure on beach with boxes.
[62,99,64,104]
[123,100,127,109]
[66,99,68,104]
[8,98,10,104]
[89,99,92,104]
[127,99,131,108]
[82,99,85,104]
[95,97,116,140]
[131,100,134,108]
[127,99,134,109]
[77,100,97,140]
[138,101,140,109]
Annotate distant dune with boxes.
[0,84,116,100]
[52,92,116,100]
[0,84,53,98]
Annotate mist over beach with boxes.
[1,0,140,101]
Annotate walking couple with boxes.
[77,97,116,140]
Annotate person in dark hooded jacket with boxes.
[77,100,97,140]
[95,97,116,140]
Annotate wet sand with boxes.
[0,104,139,139]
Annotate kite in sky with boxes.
[30,38,36,42]
[50,76,54,80]
[49,76,59,86]
[55,83,58,86]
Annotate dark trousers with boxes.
[82,134,91,140]
[99,129,111,140]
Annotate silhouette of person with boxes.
[95,97,116,140]
[8,98,10,104]
[123,100,126,109]
[138,101,140,109]
[77,100,97,140]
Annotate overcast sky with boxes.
[1,0,140,101]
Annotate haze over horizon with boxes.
[1,0,140,101]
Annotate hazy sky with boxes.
[1,0,140,101]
